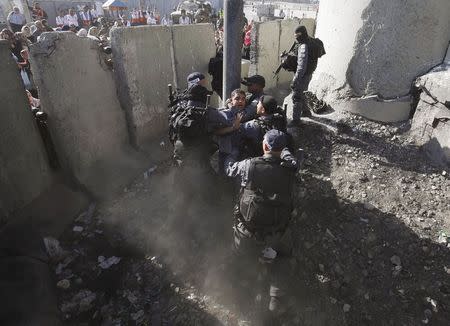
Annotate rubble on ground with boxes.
[51,112,449,325]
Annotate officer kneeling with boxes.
[224,129,298,317]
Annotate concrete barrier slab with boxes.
[111,26,174,147]
[172,23,217,91]
[309,0,450,107]
[30,32,144,198]
[277,18,316,88]
[411,61,450,166]
[0,41,53,223]
[252,20,281,90]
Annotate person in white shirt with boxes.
[64,8,79,27]
[146,12,157,25]
[55,10,65,27]
[161,14,173,26]
[80,6,93,28]
[7,7,27,32]
[178,9,191,25]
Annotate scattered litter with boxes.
[262,247,277,260]
[426,297,438,312]
[57,279,71,290]
[44,237,67,262]
[98,256,121,269]
[73,226,84,232]
[438,232,448,244]
[343,303,351,312]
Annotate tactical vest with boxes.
[238,157,295,234]
[168,101,209,146]
[241,114,287,158]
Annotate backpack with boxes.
[168,102,209,145]
[306,38,326,75]
[237,157,295,234]
[280,38,326,74]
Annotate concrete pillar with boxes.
[223,0,244,100]
[309,0,450,122]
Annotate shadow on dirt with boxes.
[100,117,449,325]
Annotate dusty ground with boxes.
[50,112,449,325]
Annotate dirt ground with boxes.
[51,112,449,325]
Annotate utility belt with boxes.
[233,206,287,241]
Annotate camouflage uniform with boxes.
[291,42,312,121]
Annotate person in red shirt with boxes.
[30,2,48,21]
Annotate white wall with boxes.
[308,0,450,122]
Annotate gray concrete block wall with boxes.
[111,25,175,147]
[308,0,450,122]
[0,41,53,223]
[410,56,450,166]
[111,24,217,147]
[30,32,143,198]
[251,18,315,95]
[172,24,217,90]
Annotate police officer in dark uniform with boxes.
[241,74,266,122]
[224,130,298,320]
[291,25,312,124]
[240,95,287,159]
[171,72,228,165]
[169,72,230,200]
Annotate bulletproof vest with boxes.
[238,157,295,233]
[168,102,209,146]
[256,112,286,134]
[240,114,287,159]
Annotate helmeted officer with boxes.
[224,129,298,318]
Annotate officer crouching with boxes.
[224,129,298,320]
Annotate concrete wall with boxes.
[0,41,53,223]
[250,18,315,99]
[111,25,174,147]
[309,0,450,122]
[111,23,217,147]
[30,32,144,198]
[410,48,450,166]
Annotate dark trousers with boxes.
[292,74,312,121]
[10,23,23,33]
[232,221,292,305]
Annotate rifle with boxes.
[273,42,297,78]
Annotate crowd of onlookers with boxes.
[1,2,255,109]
